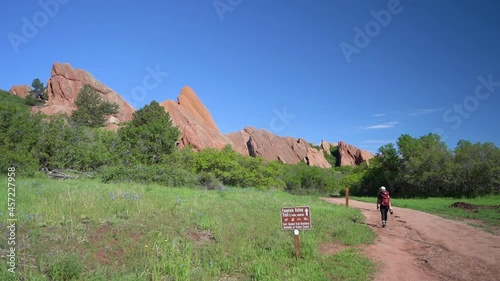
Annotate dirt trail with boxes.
[320,198,500,281]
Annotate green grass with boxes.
[1,177,375,280]
[352,195,500,233]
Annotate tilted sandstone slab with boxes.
[226,127,332,168]
[320,139,338,153]
[36,62,135,125]
[160,86,373,167]
[161,99,233,151]
[337,141,374,166]
[9,85,31,98]
[160,86,231,151]
[176,86,219,131]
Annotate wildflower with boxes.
[145,245,148,248]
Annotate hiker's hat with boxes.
[380,186,386,191]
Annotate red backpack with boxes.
[380,191,390,206]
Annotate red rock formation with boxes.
[9,85,31,98]
[160,86,373,168]
[227,127,331,168]
[177,86,219,131]
[160,86,231,151]
[337,141,374,166]
[8,64,373,167]
[36,62,135,125]
[320,140,338,153]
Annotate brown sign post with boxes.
[345,188,349,207]
[281,206,311,259]
[281,206,311,230]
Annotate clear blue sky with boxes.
[2,0,499,153]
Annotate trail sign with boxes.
[281,206,311,230]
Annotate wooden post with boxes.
[345,188,349,207]
[294,231,300,259]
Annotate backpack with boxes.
[380,191,390,206]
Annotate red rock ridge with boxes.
[36,62,135,126]
[161,86,372,167]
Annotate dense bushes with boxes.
[0,93,348,194]
[117,101,180,165]
[0,92,42,175]
[354,134,500,198]
[100,163,198,188]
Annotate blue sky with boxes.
[1,0,499,153]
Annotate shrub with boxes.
[46,253,83,281]
[101,164,198,188]
[0,103,42,175]
[117,101,179,165]
[70,85,118,128]
[282,162,341,195]
[193,145,244,186]
[198,172,224,190]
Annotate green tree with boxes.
[118,101,180,165]
[193,145,244,185]
[375,143,401,194]
[35,114,119,171]
[0,103,42,175]
[25,78,48,106]
[397,133,454,197]
[70,85,119,127]
[453,140,500,197]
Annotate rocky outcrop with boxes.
[160,87,371,168]
[9,85,31,98]
[320,140,338,153]
[227,127,331,168]
[36,62,135,125]
[337,141,374,166]
[9,62,373,167]
[160,86,232,151]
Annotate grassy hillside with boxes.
[0,177,375,280]
[0,89,28,109]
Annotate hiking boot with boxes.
[382,220,386,227]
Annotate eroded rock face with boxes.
[161,100,233,151]
[227,128,331,168]
[337,141,374,166]
[37,62,135,125]
[160,87,231,151]
[9,85,31,98]
[160,86,373,167]
[8,64,373,167]
[320,140,338,153]
[176,86,219,131]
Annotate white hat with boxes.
[380,186,386,191]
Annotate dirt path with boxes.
[320,198,500,281]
